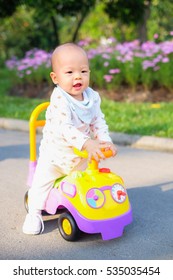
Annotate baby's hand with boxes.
[103,141,118,157]
[82,139,117,162]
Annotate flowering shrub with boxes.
[5,36,173,96]
[6,49,52,86]
[87,37,173,91]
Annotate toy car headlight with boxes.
[86,188,105,209]
[111,184,126,203]
[61,182,76,198]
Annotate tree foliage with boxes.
[1,0,173,60]
[0,0,20,17]
[26,0,96,44]
[104,0,146,24]
[104,0,152,41]
[0,0,96,48]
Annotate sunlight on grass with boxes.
[101,98,173,138]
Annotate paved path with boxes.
[0,129,173,260]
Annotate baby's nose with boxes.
[74,72,82,79]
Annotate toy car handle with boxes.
[29,102,50,162]
[73,147,113,159]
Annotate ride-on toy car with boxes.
[25,102,132,241]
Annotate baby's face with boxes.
[50,46,90,100]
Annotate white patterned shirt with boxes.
[39,86,112,174]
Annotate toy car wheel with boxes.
[58,212,80,241]
[24,191,29,212]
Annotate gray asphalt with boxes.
[0,128,173,260]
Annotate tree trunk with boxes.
[72,10,89,42]
[50,15,60,47]
[138,1,151,42]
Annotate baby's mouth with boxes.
[73,83,82,88]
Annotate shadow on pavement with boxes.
[0,144,29,160]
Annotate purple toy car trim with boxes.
[77,207,132,240]
[45,188,132,241]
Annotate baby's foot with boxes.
[22,213,44,235]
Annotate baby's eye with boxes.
[66,71,73,74]
[81,70,88,73]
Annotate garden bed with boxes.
[9,83,173,103]
[5,39,173,104]
[101,85,173,103]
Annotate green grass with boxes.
[0,95,47,120]
[0,68,47,119]
[1,68,173,138]
[102,99,173,138]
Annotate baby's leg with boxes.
[23,157,64,235]
[28,158,64,211]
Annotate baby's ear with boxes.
[50,72,58,84]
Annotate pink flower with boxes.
[142,60,155,70]
[109,68,121,74]
[102,54,110,59]
[26,70,32,75]
[154,33,159,39]
[154,66,160,71]
[162,57,169,63]
[104,75,113,83]
[104,61,109,67]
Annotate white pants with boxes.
[28,156,87,212]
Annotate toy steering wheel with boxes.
[73,147,113,159]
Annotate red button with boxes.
[99,168,110,173]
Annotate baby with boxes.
[23,43,117,235]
